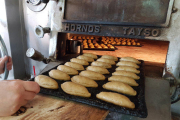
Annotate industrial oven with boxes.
[1,0,180,119]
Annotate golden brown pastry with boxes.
[116,61,139,68]
[70,58,89,66]
[86,66,109,74]
[101,55,118,61]
[71,75,98,87]
[120,57,141,64]
[79,70,105,80]
[35,75,58,89]
[61,82,91,97]
[49,69,70,80]
[97,58,116,65]
[116,66,140,74]
[77,55,94,62]
[112,70,140,80]
[96,92,135,109]
[57,65,78,75]
[64,62,84,70]
[108,75,138,86]
[103,82,137,96]
[83,53,98,59]
[91,61,112,69]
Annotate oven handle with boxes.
[171,84,180,104]
[0,35,9,80]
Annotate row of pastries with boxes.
[35,53,141,109]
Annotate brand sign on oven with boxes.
[63,23,160,37]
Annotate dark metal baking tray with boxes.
[83,47,117,51]
[28,56,147,118]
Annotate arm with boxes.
[0,80,40,116]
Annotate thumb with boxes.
[0,56,8,65]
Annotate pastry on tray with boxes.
[65,62,84,70]
[103,82,137,96]
[79,70,105,80]
[61,82,91,98]
[83,53,98,59]
[49,69,70,81]
[70,58,89,66]
[108,75,138,86]
[97,58,116,65]
[116,61,139,68]
[35,75,58,89]
[101,55,118,61]
[77,55,94,62]
[57,65,78,75]
[112,70,140,80]
[96,92,135,109]
[120,57,141,64]
[91,61,112,69]
[71,75,98,88]
[116,66,140,74]
[86,66,109,74]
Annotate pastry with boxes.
[103,82,137,96]
[112,70,140,80]
[96,92,135,109]
[57,65,78,75]
[108,75,138,86]
[97,58,116,65]
[77,55,94,62]
[70,58,89,66]
[83,53,98,59]
[116,66,140,74]
[61,82,91,97]
[35,75,58,89]
[49,69,70,81]
[91,61,112,69]
[101,55,118,61]
[64,62,84,70]
[86,66,109,74]
[79,70,105,80]
[71,75,98,87]
[120,57,141,64]
[116,61,139,68]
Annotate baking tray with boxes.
[83,47,117,51]
[28,56,147,118]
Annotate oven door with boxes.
[0,35,9,80]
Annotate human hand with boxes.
[0,80,40,116]
[0,56,12,74]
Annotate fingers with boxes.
[0,56,8,66]
[23,81,40,93]
[7,56,12,70]
[23,91,36,100]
